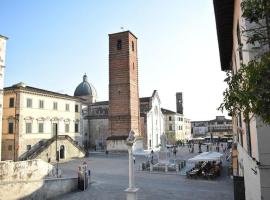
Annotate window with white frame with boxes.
[8,122,14,134]
[75,104,79,112]
[39,100,44,109]
[38,123,44,133]
[65,104,69,111]
[53,102,58,110]
[65,123,69,133]
[9,97,15,108]
[26,98,32,108]
[26,122,32,133]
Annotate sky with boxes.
[1,0,229,121]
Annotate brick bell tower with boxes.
[108,31,141,146]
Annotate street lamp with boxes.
[51,119,59,178]
[55,123,59,178]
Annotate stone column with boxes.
[125,131,139,200]
[128,146,134,188]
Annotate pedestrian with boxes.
[133,156,136,164]
[198,141,202,153]
[173,147,177,157]
[206,145,209,152]
[150,150,154,164]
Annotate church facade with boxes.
[76,82,164,151]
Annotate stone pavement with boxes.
[57,145,233,200]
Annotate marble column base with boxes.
[125,187,139,200]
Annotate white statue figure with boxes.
[126,130,136,145]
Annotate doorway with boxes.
[60,145,65,159]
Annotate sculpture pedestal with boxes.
[158,151,169,164]
[125,187,139,200]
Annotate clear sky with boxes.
[1,0,228,121]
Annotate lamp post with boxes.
[125,130,139,200]
[55,123,59,178]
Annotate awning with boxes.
[191,137,205,140]
[188,152,223,163]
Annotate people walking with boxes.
[173,146,177,157]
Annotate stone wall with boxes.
[0,159,80,200]
[89,118,108,148]
[106,139,128,151]
[0,177,78,200]
[0,159,53,182]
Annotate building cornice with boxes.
[4,85,82,102]
[0,35,8,40]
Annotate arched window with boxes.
[117,40,122,50]
[132,41,134,51]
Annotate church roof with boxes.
[74,74,97,97]
[140,97,151,103]
[161,108,176,115]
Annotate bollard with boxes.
[150,163,153,172]
[88,169,91,184]
[165,164,168,173]
[176,164,179,173]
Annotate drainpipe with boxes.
[88,104,91,150]
[14,91,19,161]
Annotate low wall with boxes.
[106,139,128,151]
[0,159,53,182]
[0,177,78,200]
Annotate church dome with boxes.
[74,74,97,102]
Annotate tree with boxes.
[219,0,270,125]
[241,0,270,49]
[219,52,270,124]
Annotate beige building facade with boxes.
[162,108,191,143]
[214,0,270,199]
[0,35,8,161]
[2,82,83,161]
